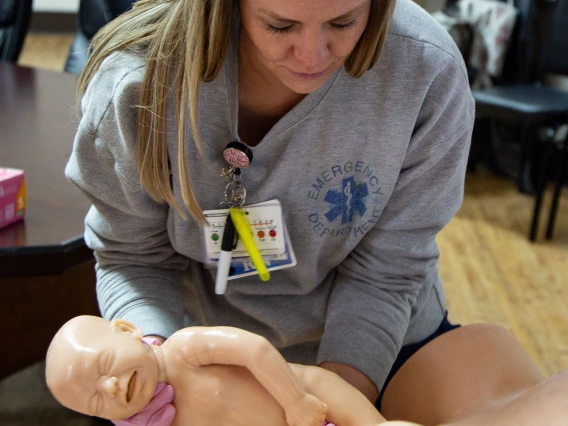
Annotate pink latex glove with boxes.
[111,383,175,426]
[112,338,176,426]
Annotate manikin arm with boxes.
[288,365,427,426]
[171,327,327,426]
[289,364,387,426]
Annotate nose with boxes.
[293,29,329,71]
[99,376,118,397]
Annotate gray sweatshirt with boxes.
[66,0,474,391]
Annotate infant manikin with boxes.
[46,316,414,426]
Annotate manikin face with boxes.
[239,0,372,94]
[46,317,159,420]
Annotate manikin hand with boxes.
[285,393,328,426]
[112,338,175,426]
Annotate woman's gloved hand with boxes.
[112,338,176,426]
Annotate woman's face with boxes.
[239,0,372,94]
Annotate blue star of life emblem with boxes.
[323,176,369,225]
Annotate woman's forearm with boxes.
[319,361,379,402]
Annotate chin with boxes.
[278,66,337,94]
[127,374,158,416]
[278,74,326,93]
[124,395,152,420]
[139,379,158,406]
[286,81,326,95]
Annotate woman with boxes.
[65,0,567,424]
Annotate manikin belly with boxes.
[170,364,289,426]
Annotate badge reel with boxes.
[214,141,261,295]
[207,141,296,295]
[219,141,251,209]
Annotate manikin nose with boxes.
[99,376,118,397]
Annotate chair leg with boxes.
[517,123,533,194]
[545,140,568,240]
[530,139,554,241]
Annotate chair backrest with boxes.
[0,0,33,62]
[501,0,564,84]
[500,0,538,83]
[541,0,568,76]
[64,0,135,73]
[78,0,135,40]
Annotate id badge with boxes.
[203,200,297,280]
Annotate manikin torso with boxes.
[169,363,288,426]
[163,329,289,426]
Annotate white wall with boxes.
[33,0,79,13]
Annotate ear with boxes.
[110,319,144,340]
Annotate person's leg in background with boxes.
[380,323,568,425]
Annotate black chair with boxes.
[472,0,568,241]
[64,0,135,74]
[0,0,33,62]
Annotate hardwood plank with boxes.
[440,169,568,375]
[18,33,75,72]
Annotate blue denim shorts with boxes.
[375,313,460,411]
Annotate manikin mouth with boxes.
[126,371,137,403]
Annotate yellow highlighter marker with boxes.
[229,207,270,281]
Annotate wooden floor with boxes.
[18,33,75,71]
[18,33,568,376]
[440,170,568,375]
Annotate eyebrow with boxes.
[257,2,369,25]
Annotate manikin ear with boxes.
[110,319,144,340]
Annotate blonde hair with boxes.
[77,0,396,223]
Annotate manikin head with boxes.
[45,316,159,420]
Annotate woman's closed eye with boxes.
[266,24,293,35]
[331,20,358,31]
[266,20,358,35]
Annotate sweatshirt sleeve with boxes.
[316,54,475,391]
[65,54,189,338]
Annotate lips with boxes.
[287,66,330,82]
[294,70,326,76]
[126,371,137,403]
[291,69,326,77]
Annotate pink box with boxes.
[0,168,26,229]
